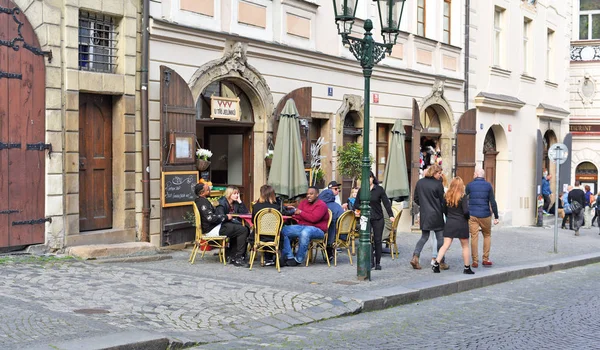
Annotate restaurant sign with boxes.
[211,96,240,121]
[569,124,600,132]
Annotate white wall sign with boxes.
[210,96,240,121]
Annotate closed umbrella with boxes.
[268,99,308,198]
[382,120,410,201]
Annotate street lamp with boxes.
[333,0,405,281]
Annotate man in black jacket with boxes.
[568,181,586,236]
[194,183,249,266]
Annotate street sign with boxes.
[548,143,568,165]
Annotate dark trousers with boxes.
[562,213,572,229]
[543,194,551,212]
[370,218,385,265]
[220,222,249,260]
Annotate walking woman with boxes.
[410,164,447,270]
[355,171,395,270]
[432,177,474,274]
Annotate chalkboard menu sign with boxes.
[161,171,198,207]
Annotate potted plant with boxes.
[336,142,373,188]
[265,150,274,168]
[196,148,213,171]
[313,168,325,188]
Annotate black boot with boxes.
[463,265,475,275]
[432,261,440,273]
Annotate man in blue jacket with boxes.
[318,188,345,260]
[542,173,552,214]
[466,168,499,268]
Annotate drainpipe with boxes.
[464,0,470,112]
[140,0,151,242]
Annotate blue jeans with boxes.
[282,225,324,263]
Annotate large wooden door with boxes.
[0,0,46,249]
[79,94,113,231]
[455,109,477,184]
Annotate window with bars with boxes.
[79,11,118,73]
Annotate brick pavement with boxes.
[0,224,599,348]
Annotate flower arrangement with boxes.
[196,148,213,161]
[265,149,274,159]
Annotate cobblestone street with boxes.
[204,263,600,349]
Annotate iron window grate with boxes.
[78,11,119,73]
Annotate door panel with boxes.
[455,109,477,185]
[79,94,113,231]
[484,152,497,191]
[0,0,46,249]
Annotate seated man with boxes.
[318,187,344,259]
[282,186,329,266]
[194,183,249,267]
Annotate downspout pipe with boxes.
[464,0,470,112]
[141,0,151,242]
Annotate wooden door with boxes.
[455,109,477,185]
[79,94,113,231]
[410,99,421,199]
[0,0,46,249]
[483,152,497,191]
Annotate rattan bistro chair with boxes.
[306,209,333,267]
[383,207,402,260]
[188,202,228,265]
[332,211,356,266]
[249,208,284,272]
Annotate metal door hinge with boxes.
[0,142,21,150]
[12,217,52,226]
[26,142,52,158]
[0,209,19,214]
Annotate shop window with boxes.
[197,80,254,122]
[79,11,118,73]
[376,124,391,181]
[580,0,600,40]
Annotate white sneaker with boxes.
[430,258,436,266]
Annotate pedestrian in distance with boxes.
[432,177,474,274]
[561,187,573,230]
[410,164,447,270]
[355,171,395,270]
[466,168,499,268]
[568,181,586,236]
[542,172,552,214]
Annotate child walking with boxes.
[432,177,474,274]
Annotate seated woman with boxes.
[252,184,294,266]
[216,186,250,259]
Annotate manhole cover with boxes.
[73,309,110,315]
[334,280,359,286]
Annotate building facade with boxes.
[467,0,571,226]
[0,0,142,251]
[147,0,469,245]
[570,0,600,194]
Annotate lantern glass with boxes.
[333,0,359,35]
[375,0,405,45]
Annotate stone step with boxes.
[67,242,160,260]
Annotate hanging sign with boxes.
[210,96,240,121]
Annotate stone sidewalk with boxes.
[1,224,600,349]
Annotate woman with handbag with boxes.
[568,182,586,236]
[562,188,572,230]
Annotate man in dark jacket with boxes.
[411,164,446,270]
[318,188,344,259]
[194,183,249,267]
[568,181,586,236]
[465,168,499,268]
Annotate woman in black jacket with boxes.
[216,186,250,258]
[411,164,446,270]
[355,171,394,270]
[432,177,474,274]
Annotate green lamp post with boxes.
[333,0,405,281]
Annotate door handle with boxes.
[79,160,85,170]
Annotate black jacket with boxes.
[195,196,226,233]
[355,185,394,220]
[568,188,586,208]
[216,197,249,225]
[414,176,445,231]
[443,197,469,235]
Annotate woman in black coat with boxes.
[355,171,394,271]
[410,164,446,270]
[432,177,474,274]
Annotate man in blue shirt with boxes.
[542,173,552,214]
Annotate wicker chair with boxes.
[249,208,284,272]
[306,209,333,266]
[188,202,228,265]
[383,207,402,259]
[332,210,356,266]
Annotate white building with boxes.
[467,0,571,226]
[570,0,600,194]
[147,0,468,245]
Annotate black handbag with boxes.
[571,200,583,214]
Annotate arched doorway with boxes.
[197,80,255,202]
[483,128,498,190]
[0,1,46,250]
[341,111,362,201]
[418,105,453,179]
[575,161,598,194]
